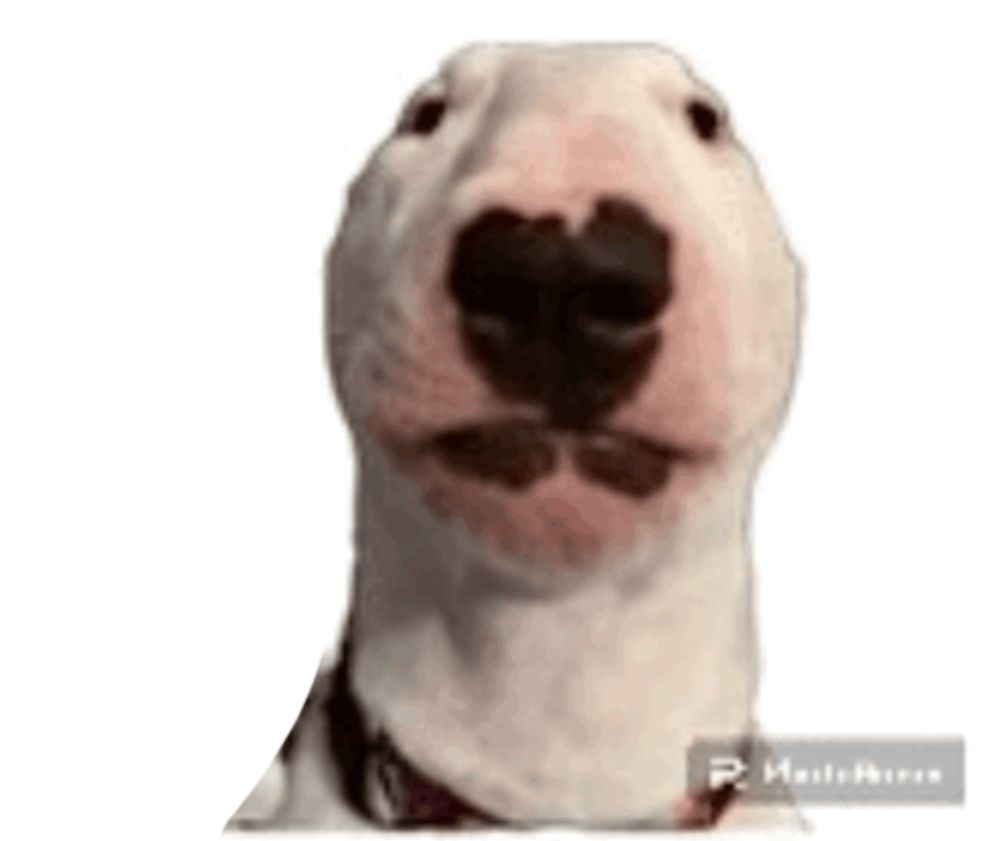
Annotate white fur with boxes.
[350,440,760,823]
[230,42,802,831]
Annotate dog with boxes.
[228,42,803,831]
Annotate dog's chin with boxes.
[377,418,707,573]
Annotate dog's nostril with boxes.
[578,198,673,325]
[448,210,568,328]
[452,275,548,334]
[582,275,670,325]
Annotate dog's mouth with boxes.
[425,419,703,499]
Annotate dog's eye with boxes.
[402,96,448,136]
[685,98,722,142]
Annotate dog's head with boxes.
[326,44,800,579]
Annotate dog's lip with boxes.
[379,414,714,464]
[421,418,711,461]
[366,411,725,499]
[410,418,716,495]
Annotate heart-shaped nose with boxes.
[449,197,672,330]
[447,197,672,427]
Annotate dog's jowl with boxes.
[229,43,803,831]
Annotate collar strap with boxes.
[366,729,497,827]
[323,649,742,829]
[364,727,742,829]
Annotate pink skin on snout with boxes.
[363,123,738,570]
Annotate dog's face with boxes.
[327,44,800,576]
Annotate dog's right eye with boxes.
[400,96,448,136]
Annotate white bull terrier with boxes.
[229,42,803,831]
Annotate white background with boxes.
[1,2,998,839]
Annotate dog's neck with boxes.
[346,445,759,825]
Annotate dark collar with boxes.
[321,644,742,829]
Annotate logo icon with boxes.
[708,755,748,791]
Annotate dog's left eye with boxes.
[685,98,723,142]
[401,96,448,136]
